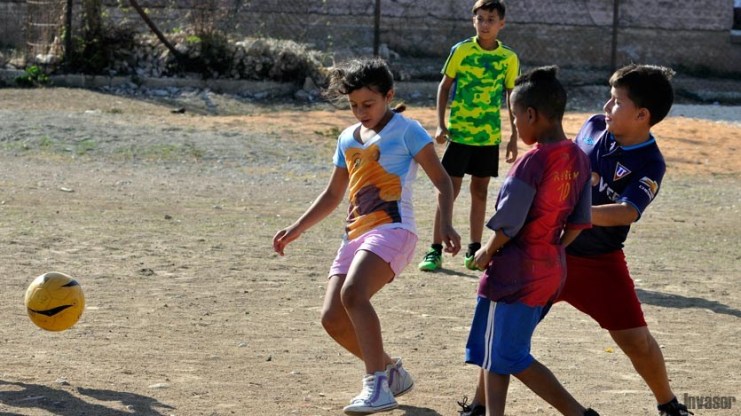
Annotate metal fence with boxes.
[108,0,382,54]
[15,0,379,62]
[25,0,65,63]
[2,0,740,75]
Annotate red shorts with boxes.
[555,250,647,330]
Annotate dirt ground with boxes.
[0,88,738,416]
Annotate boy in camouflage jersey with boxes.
[419,0,520,272]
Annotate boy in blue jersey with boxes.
[458,65,692,416]
[418,0,519,272]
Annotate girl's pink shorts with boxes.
[329,227,418,280]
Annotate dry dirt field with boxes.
[0,88,738,416]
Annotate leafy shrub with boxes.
[14,65,50,87]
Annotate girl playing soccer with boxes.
[272,57,461,415]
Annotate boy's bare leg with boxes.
[610,327,676,404]
[432,207,443,244]
[515,360,587,416]
[484,370,509,416]
[469,176,490,245]
[433,176,463,244]
[321,274,394,368]
[469,368,485,406]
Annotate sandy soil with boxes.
[0,88,738,416]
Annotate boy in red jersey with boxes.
[459,65,691,416]
[464,66,599,416]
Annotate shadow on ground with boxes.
[398,404,444,415]
[637,288,741,318]
[0,381,174,416]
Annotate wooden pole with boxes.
[64,0,73,68]
[128,0,183,60]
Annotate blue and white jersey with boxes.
[332,113,432,240]
[567,115,666,256]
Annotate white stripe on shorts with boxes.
[483,299,496,371]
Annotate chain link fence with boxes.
[109,0,381,56]
[24,0,65,63]
[1,0,739,77]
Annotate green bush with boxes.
[14,66,50,88]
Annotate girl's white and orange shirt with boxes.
[332,113,432,240]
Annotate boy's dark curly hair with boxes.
[512,65,567,121]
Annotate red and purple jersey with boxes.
[478,139,592,306]
[567,115,666,256]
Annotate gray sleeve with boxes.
[486,177,535,238]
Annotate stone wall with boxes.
[1,0,739,75]
[367,0,741,74]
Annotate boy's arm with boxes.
[596,160,664,226]
[591,202,639,226]
[505,88,518,163]
[415,143,461,255]
[562,177,592,245]
[273,166,348,256]
[473,173,536,270]
[435,75,455,144]
[560,229,583,247]
[474,229,511,270]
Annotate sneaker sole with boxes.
[464,259,482,271]
[344,402,399,415]
[418,263,441,272]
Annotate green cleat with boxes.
[464,253,480,271]
[418,249,442,271]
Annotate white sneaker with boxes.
[343,371,398,415]
[386,357,414,397]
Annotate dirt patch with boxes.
[0,88,738,415]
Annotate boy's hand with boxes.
[506,135,518,163]
[440,224,461,256]
[434,127,450,144]
[473,247,491,271]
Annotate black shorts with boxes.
[441,141,500,178]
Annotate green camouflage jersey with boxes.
[442,37,519,146]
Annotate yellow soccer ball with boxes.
[24,272,85,331]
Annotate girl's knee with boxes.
[320,302,346,330]
[340,285,357,308]
[340,283,367,309]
